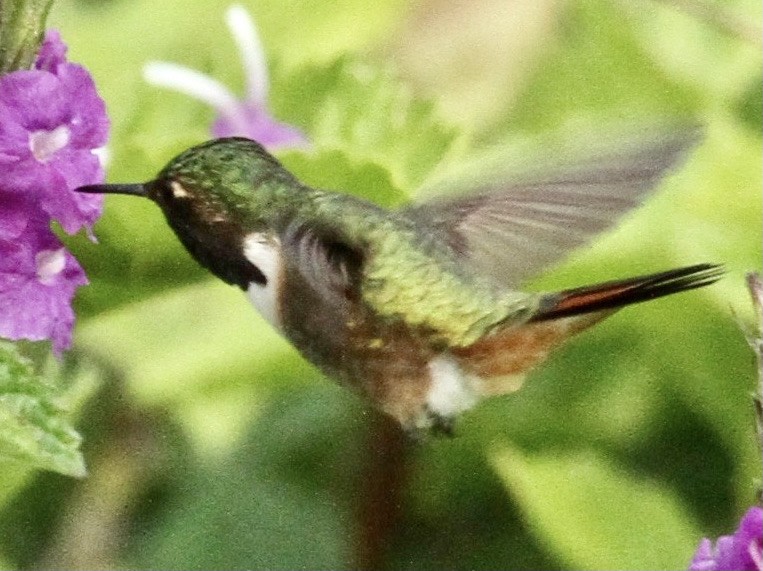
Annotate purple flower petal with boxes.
[0,221,87,355]
[690,538,718,571]
[43,148,104,233]
[35,29,68,73]
[0,65,107,152]
[0,100,32,157]
[0,70,71,132]
[689,507,763,571]
[211,104,307,149]
[144,5,307,151]
[0,28,109,355]
[1,149,104,235]
[56,63,109,148]
[0,192,31,241]
[0,49,108,236]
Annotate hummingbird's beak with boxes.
[75,183,149,197]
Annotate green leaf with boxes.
[0,343,85,478]
[490,446,702,571]
[280,149,408,207]
[274,57,463,191]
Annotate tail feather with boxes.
[531,263,723,322]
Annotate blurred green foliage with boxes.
[1,0,761,569]
[0,342,87,479]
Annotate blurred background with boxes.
[1,0,761,569]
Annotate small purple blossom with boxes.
[143,4,307,149]
[34,29,68,73]
[0,30,109,354]
[0,38,108,235]
[0,218,87,356]
[689,507,763,571]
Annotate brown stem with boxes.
[355,415,411,571]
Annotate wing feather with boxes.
[279,220,363,314]
[404,126,701,286]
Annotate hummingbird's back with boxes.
[307,192,542,346]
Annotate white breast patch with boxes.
[242,232,282,329]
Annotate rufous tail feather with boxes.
[531,263,723,322]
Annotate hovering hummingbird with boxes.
[77,129,722,435]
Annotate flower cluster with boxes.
[0,30,109,355]
[143,4,306,149]
[689,506,763,571]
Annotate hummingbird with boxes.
[77,129,722,435]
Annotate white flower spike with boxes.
[143,4,307,150]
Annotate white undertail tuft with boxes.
[426,354,480,419]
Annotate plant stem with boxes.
[355,416,410,571]
[0,0,54,73]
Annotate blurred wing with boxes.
[279,220,364,315]
[274,219,369,366]
[403,127,701,286]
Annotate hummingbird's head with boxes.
[80,137,298,225]
[77,137,301,288]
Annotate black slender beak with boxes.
[75,183,149,197]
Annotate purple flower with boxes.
[0,41,108,235]
[689,507,763,571]
[0,29,109,354]
[143,4,307,149]
[0,218,87,356]
[34,29,68,73]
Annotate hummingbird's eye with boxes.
[168,181,191,199]
[151,179,191,203]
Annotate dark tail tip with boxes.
[76,183,148,197]
[533,263,724,322]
